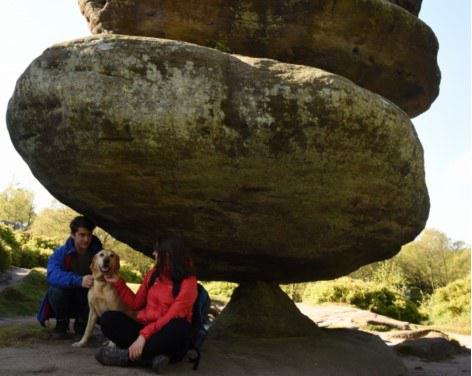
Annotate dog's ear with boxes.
[114,253,120,273]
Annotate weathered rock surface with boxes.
[78,0,439,117]
[7,35,429,282]
[210,282,320,337]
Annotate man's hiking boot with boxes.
[151,355,170,374]
[95,347,129,367]
[51,320,70,340]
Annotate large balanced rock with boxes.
[390,0,422,15]
[7,35,428,282]
[78,0,439,117]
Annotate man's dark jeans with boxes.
[47,286,89,327]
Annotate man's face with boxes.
[71,227,93,253]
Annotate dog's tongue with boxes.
[101,266,110,273]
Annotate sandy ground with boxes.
[0,268,470,375]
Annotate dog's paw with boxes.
[72,341,86,348]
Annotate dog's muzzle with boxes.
[100,257,111,273]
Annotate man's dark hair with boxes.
[69,216,96,234]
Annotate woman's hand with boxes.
[104,274,119,284]
[129,335,146,361]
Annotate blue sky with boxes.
[0,0,470,243]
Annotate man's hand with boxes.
[129,334,146,361]
[81,274,94,288]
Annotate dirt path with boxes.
[0,270,469,375]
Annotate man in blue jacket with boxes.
[38,215,102,339]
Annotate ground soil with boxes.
[0,268,469,375]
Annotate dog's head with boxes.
[91,249,120,278]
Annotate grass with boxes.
[0,268,48,316]
[423,323,471,336]
[0,324,49,347]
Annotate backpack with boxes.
[187,283,211,370]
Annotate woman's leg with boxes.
[100,311,143,349]
[142,318,191,362]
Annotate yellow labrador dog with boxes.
[72,249,135,347]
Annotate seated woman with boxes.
[95,235,197,373]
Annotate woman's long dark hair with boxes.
[148,235,195,296]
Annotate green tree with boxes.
[0,184,35,228]
[30,205,78,240]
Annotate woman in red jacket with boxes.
[95,235,197,373]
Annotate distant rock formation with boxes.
[7,35,428,282]
[78,0,439,117]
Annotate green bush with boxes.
[280,283,308,302]
[0,225,20,252]
[9,233,58,269]
[426,275,470,327]
[0,240,12,272]
[118,262,143,283]
[302,277,424,323]
[0,224,19,272]
[201,281,237,301]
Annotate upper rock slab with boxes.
[78,0,439,118]
[7,35,428,282]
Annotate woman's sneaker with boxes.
[95,347,129,367]
[151,355,170,374]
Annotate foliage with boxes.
[30,206,77,240]
[280,283,308,302]
[0,268,48,316]
[0,184,35,228]
[11,233,59,269]
[0,224,19,272]
[426,275,470,327]
[119,261,144,283]
[302,277,425,323]
[0,240,12,272]
[201,281,237,302]
[351,229,471,297]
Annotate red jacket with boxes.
[114,268,197,340]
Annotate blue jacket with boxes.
[46,235,102,288]
[37,235,102,326]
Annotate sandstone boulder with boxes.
[78,0,439,117]
[390,0,422,15]
[7,35,428,282]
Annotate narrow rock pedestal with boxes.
[205,282,409,375]
[209,282,320,338]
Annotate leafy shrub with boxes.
[118,262,143,283]
[201,281,237,301]
[10,233,58,269]
[0,224,19,272]
[426,275,470,327]
[302,277,424,323]
[0,239,12,272]
[0,224,21,252]
[280,283,308,302]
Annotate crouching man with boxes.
[37,215,102,339]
